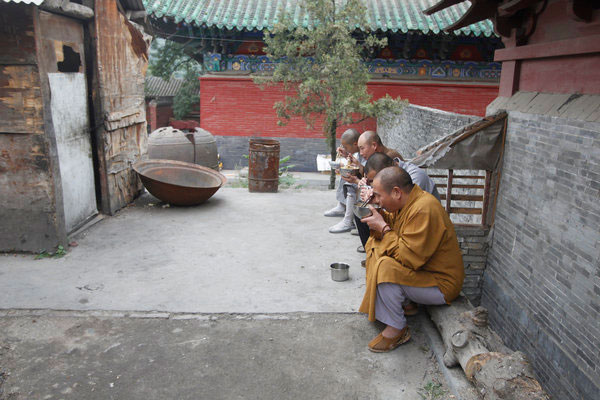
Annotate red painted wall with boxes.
[146,102,174,132]
[199,77,498,138]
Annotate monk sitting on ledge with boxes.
[359,166,464,352]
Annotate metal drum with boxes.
[248,139,280,193]
[148,127,219,170]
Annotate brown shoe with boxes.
[361,260,366,268]
[368,327,411,353]
[403,302,418,316]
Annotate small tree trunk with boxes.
[427,296,549,400]
[328,119,338,190]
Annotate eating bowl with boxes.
[353,203,381,219]
[340,166,359,178]
[330,263,350,282]
[329,160,341,169]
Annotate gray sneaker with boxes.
[329,219,354,233]
[324,204,345,217]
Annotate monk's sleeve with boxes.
[379,210,446,270]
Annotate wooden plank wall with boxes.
[0,3,63,251]
[93,0,149,214]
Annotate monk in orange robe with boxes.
[359,166,464,352]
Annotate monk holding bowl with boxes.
[359,166,464,352]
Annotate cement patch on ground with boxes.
[0,313,447,400]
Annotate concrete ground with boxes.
[0,185,457,399]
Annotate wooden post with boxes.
[446,169,453,214]
[482,170,492,226]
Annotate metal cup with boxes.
[330,263,350,281]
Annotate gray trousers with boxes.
[375,283,446,329]
[335,177,358,204]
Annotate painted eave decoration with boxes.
[142,0,496,37]
[2,0,45,4]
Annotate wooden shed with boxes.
[0,0,151,252]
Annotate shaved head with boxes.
[364,152,394,175]
[375,166,413,194]
[341,128,360,144]
[358,130,380,159]
[360,130,382,146]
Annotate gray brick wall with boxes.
[481,111,600,400]
[216,136,337,172]
[455,225,489,306]
[378,104,479,158]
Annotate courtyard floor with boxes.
[0,185,457,399]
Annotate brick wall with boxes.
[378,104,479,158]
[455,226,490,305]
[199,76,498,140]
[146,101,174,133]
[481,111,600,400]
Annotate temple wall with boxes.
[200,76,497,171]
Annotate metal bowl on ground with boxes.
[330,263,350,282]
[353,203,381,219]
[133,159,226,206]
[340,166,359,178]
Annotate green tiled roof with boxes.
[143,0,495,37]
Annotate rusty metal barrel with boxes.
[248,139,280,192]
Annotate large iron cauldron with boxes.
[133,160,226,206]
[148,127,219,170]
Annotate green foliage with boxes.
[417,381,448,400]
[254,0,407,188]
[278,155,300,188]
[173,68,200,120]
[148,39,201,120]
[35,245,67,260]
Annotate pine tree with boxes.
[256,0,407,188]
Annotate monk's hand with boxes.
[346,153,358,165]
[359,185,373,202]
[342,174,359,184]
[361,206,387,232]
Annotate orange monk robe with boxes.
[359,185,464,322]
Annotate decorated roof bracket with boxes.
[422,0,550,43]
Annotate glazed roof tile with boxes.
[143,0,495,37]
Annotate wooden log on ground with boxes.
[427,296,549,400]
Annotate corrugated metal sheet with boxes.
[2,0,45,5]
[145,76,185,97]
[143,0,495,36]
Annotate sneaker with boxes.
[324,204,345,217]
[357,245,365,253]
[329,219,354,233]
[350,228,359,236]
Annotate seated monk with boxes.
[359,166,464,353]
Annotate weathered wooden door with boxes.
[39,11,97,232]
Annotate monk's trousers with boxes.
[375,283,445,329]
